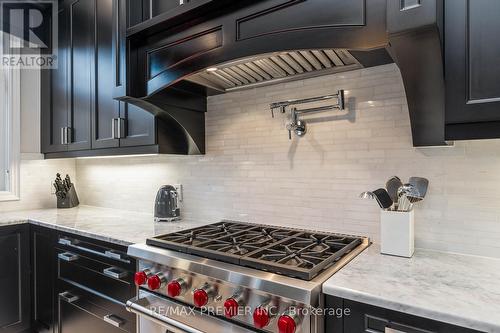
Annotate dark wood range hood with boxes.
[119,0,446,147]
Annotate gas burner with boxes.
[147,221,363,280]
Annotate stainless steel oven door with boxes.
[126,290,256,333]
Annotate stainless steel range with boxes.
[126,221,369,333]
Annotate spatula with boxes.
[386,176,403,204]
[372,188,393,210]
[409,177,429,198]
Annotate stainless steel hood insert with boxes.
[186,49,361,92]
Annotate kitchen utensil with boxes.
[359,191,375,200]
[409,177,429,198]
[53,173,79,208]
[385,176,403,205]
[397,184,420,211]
[372,188,393,210]
[154,185,181,222]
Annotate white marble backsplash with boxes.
[75,64,500,258]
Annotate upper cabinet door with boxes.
[118,102,156,147]
[94,0,120,149]
[67,0,94,151]
[445,0,500,125]
[41,7,69,153]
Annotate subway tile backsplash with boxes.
[76,64,500,258]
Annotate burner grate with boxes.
[147,221,363,280]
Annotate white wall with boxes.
[0,68,77,212]
[76,64,500,258]
[20,68,41,156]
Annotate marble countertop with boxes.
[0,206,213,246]
[3,207,499,332]
[323,245,500,333]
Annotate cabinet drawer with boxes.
[326,297,482,333]
[58,289,132,333]
[57,234,132,267]
[57,249,134,303]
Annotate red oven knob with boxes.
[224,298,240,318]
[193,289,209,307]
[167,280,182,297]
[193,284,216,307]
[167,278,187,298]
[134,271,148,286]
[278,315,297,333]
[147,274,166,291]
[253,307,271,329]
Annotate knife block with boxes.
[380,210,414,258]
[57,185,79,209]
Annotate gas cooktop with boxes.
[147,221,364,281]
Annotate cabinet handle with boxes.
[104,314,125,328]
[66,127,72,144]
[111,118,117,139]
[117,118,126,139]
[59,291,79,303]
[400,0,421,11]
[58,252,79,262]
[104,250,123,260]
[58,237,74,246]
[111,118,125,139]
[103,266,128,279]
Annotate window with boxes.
[0,35,20,201]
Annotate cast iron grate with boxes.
[147,221,363,280]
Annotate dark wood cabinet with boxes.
[42,0,189,158]
[41,5,69,153]
[445,0,500,140]
[118,103,156,147]
[0,224,31,333]
[145,0,191,20]
[31,226,56,333]
[29,225,137,333]
[68,0,94,151]
[41,0,94,154]
[94,0,120,149]
[55,231,137,333]
[326,296,481,333]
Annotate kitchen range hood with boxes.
[121,0,446,148]
[185,49,362,92]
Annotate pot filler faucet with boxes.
[269,90,345,139]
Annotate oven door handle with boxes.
[126,297,200,333]
[126,292,254,333]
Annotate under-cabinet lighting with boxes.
[206,67,218,72]
[75,154,159,160]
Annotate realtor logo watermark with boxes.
[1,0,58,68]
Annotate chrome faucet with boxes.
[285,108,307,139]
[271,90,345,139]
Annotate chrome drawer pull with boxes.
[386,329,406,333]
[58,237,74,246]
[58,252,79,262]
[104,314,125,328]
[103,266,128,279]
[59,291,79,303]
[104,250,124,260]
